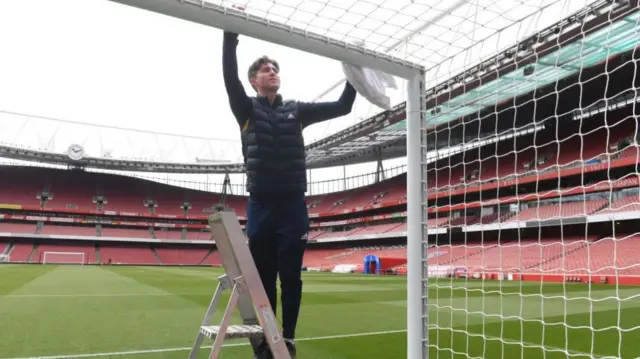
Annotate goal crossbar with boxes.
[42,252,86,265]
[105,0,424,79]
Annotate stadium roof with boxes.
[306,0,640,168]
[0,0,637,173]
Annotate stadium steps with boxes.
[26,243,38,263]
[443,244,499,265]
[386,222,405,232]
[347,227,365,236]
[95,244,101,264]
[151,247,163,265]
[328,197,346,212]
[39,182,51,207]
[2,242,14,256]
[35,221,44,235]
[148,227,156,239]
[592,199,611,214]
[523,241,591,271]
[199,247,217,265]
[531,234,610,271]
[499,212,517,223]
[326,250,357,260]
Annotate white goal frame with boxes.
[0,253,9,263]
[42,251,86,266]
[106,1,428,357]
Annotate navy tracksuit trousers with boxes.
[245,192,309,340]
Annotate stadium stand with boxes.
[1,55,639,285]
[2,136,639,278]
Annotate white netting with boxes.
[0,254,9,263]
[421,1,640,358]
[42,252,86,266]
[211,0,593,79]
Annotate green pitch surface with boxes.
[1,265,639,359]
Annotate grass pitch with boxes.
[0,265,638,359]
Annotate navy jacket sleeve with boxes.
[298,81,357,129]
[222,32,253,128]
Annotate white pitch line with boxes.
[1,329,407,359]
[2,286,403,298]
[2,329,604,359]
[0,293,204,298]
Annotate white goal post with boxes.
[0,254,9,263]
[106,0,422,78]
[42,252,86,266]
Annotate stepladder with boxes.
[188,211,291,359]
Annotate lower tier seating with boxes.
[2,231,639,276]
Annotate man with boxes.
[222,31,356,359]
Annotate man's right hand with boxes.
[224,31,239,39]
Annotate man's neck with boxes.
[258,90,278,105]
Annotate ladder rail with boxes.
[209,280,241,359]
[188,211,291,359]
[188,276,230,359]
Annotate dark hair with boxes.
[247,56,279,90]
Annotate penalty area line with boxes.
[2,329,407,359]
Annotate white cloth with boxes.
[341,43,398,110]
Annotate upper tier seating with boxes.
[1,116,636,218]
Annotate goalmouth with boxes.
[42,252,86,266]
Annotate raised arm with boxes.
[298,81,357,129]
[222,31,253,128]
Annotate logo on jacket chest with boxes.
[271,110,298,127]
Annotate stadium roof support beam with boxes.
[425,0,640,110]
[106,0,424,79]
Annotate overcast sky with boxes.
[0,0,386,150]
[0,0,591,194]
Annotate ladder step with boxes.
[200,325,264,340]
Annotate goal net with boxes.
[0,254,9,263]
[42,252,86,266]
[420,2,640,359]
[106,0,639,358]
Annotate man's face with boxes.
[252,62,280,93]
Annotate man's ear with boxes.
[249,77,257,91]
